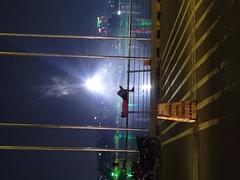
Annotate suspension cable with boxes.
[0,122,149,132]
[0,32,150,41]
[0,145,138,153]
[0,51,150,61]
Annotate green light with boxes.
[124,133,135,140]
[126,169,134,179]
[111,168,121,179]
[133,18,152,28]
[127,173,133,177]
[114,132,122,142]
[96,17,101,28]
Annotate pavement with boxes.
[151,0,240,180]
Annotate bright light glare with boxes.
[141,84,151,91]
[85,75,104,93]
[117,10,122,15]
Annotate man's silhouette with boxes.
[117,86,134,118]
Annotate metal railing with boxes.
[0,0,152,155]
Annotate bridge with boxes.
[0,0,240,180]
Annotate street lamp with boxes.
[85,75,104,94]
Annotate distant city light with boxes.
[141,84,151,91]
[96,17,101,28]
[117,10,122,15]
[127,172,133,177]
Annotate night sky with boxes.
[0,0,109,179]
